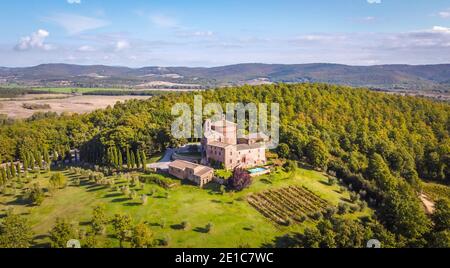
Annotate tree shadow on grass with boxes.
[340,197,352,203]
[123,202,142,207]
[6,197,32,207]
[203,182,221,195]
[193,226,209,233]
[103,193,122,198]
[112,198,131,203]
[261,233,302,248]
[32,234,51,248]
[170,223,185,230]
[85,185,107,192]
[319,180,333,187]
[79,221,91,226]
[260,178,273,184]
[211,199,222,204]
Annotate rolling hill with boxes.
[1,63,450,92]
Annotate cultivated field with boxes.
[0,94,151,119]
[248,186,329,225]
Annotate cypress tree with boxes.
[0,167,5,186]
[6,165,12,180]
[130,151,136,169]
[10,162,16,178]
[118,149,123,170]
[126,147,131,170]
[37,151,43,170]
[29,153,35,170]
[113,147,119,168]
[141,151,147,171]
[136,150,142,169]
[16,163,21,179]
[43,147,50,168]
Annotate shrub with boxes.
[323,207,337,219]
[141,195,148,205]
[181,221,190,230]
[311,212,323,221]
[25,183,45,206]
[349,192,360,203]
[283,160,298,172]
[139,174,177,189]
[50,173,68,189]
[205,223,213,233]
[328,177,337,186]
[338,203,350,215]
[228,168,252,191]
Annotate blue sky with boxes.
[1,0,450,67]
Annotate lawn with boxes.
[0,167,372,248]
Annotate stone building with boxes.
[168,160,214,187]
[201,118,267,170]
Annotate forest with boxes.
[0,83,449,247]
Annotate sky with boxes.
[1,0,450,67]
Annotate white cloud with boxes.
[362,16,376,21]
[67,0,81,4]
[438,11,450,19]
[45,13,109,35]
[177,30,215,38]
[115,40,130,51]
[150,14,178,28]
[430,26,450,34]
[15,29,54,51]
[77,45,95,52]
[367,0,381,4]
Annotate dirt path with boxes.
[419,193,435,214]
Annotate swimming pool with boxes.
[248,167,269,174]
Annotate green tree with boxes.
[305,138,329,170]
[378,182,431,241]
[49,173,68,189]
[117,148,123,170]
[0,212,34,248]
[112,214,133,247]
[283,160,298,172]
[49,218,78,248]
[367,153,397,191]
[131,223,153,248]
[277,143,290,159]
[126,147,131,169]
[130,151,136,169]
[136,150,142,169]
[431,199,450,232]
[91,205,108,235]
[141,151,147,171]
[26,183,45,206]
[10,163,16,178]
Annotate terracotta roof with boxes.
[236,143,265,151]
[169,160,200,170]
[195,166,214,177]
[169,160,214,177]
[207,141,233,148]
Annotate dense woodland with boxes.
[0,83,449,247]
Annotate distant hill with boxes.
[1,63,450,93]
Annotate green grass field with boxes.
[31,88,128,94]
[422,181,450,202]
[0,167,372,248]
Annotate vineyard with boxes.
[248,186,330,225]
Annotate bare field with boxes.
[0,94,151,118]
